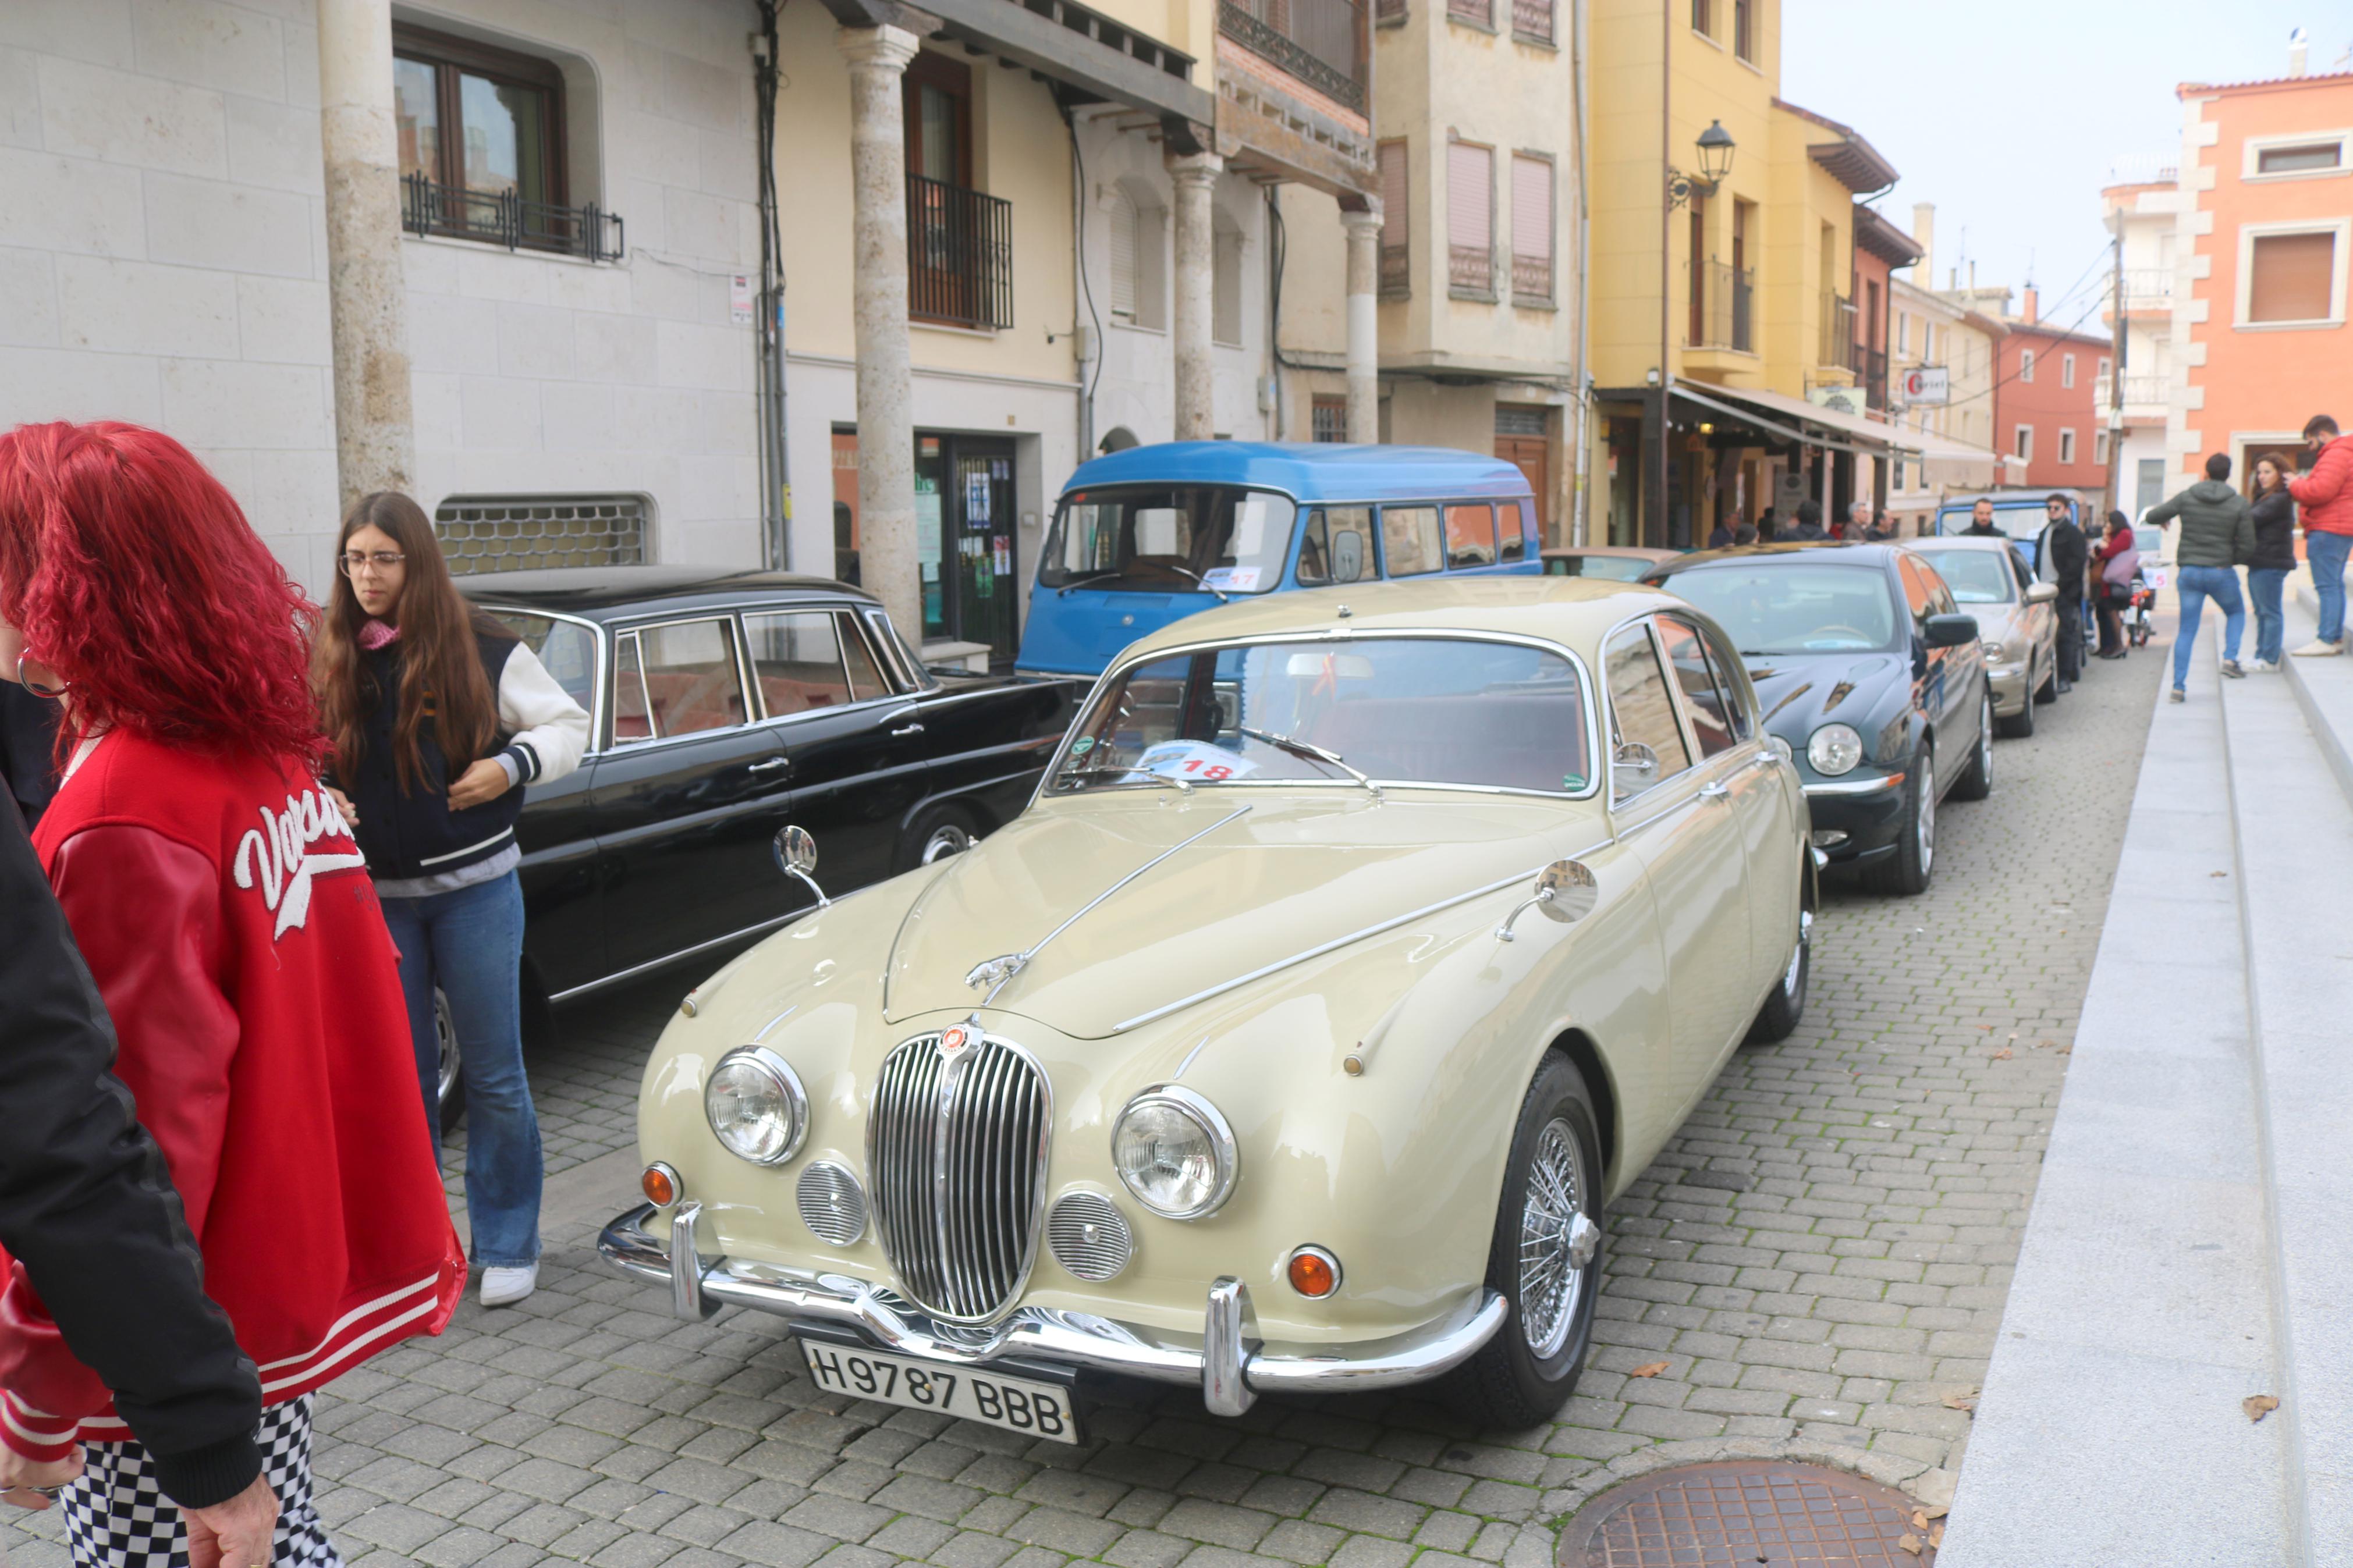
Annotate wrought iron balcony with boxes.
[1219,0,1368,114]
[1819,291,1857,371]
[1450,243,1493,297]
[907,173,1014,332]
[1686,259,1754,353]
[400,172,624,262]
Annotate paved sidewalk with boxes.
[2,653,2162,1567]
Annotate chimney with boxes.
[1911,202,1936,284]
[2289,26,2310,75]
[2022,285,2039,324]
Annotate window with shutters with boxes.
[1732,0,1752,59]
[1378,141,1410,298]
[1447,140,1493,298]
[1690,0,1710,37]
[1212,212,1244,346]
[2242,225,2343,325]
[1105,180,1169,330]
[1510,154,1553,303]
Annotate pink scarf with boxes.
[359,620,400,650]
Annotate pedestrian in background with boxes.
[1847,500,1875,541]
[2093,511,2139,660]
[1755,509,1777,542]
[2246,456,2297,671]
[311,493,588,1309]
[2289,414,2351,656]
[0,420,464,1567]
[1733,520,1758,545]
[2145,452,2258,701]
[2038,495,2089,692]
[1864,508,1896,543]
[1786,500,1829,541]
[1707,515,1736,549]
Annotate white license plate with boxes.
[799,1340,1083,1444]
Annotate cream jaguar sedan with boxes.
[600,577,1816,1433]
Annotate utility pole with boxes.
[2100,219,2124,524]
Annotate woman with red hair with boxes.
[0,421,464,1566]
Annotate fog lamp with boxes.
[1810,830,1850,849]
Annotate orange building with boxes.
[2171,67,2353,491]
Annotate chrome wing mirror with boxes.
[1611,739,1660,798]
[773,824,829,908]
[1496,859,1599,942]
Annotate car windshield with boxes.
[1052,637,1592,795]
[1549,554,1652,581]
[1911,549,2015,605]
[1660,564,1903,655]
[1041,485,1296,594]
[1942,506,2046,544]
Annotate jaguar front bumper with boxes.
[598,1203,1507,1417]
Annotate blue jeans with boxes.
[2311,529,2351,644]
[379,872,542,1267]
[2173,566,2246,690]
[2249,567,2290,664]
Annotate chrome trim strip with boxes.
[599,1203,1506,1403]
[545,908,808,1002]
[1109,838,1613,1034]
[1803,773,1905,797]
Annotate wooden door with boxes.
[1497,433,1550,536]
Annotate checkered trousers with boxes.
[58,1395,340,1567]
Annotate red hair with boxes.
[0,421,323,766]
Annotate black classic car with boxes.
[1642,542,1992,895]
[442,567,1082,1111]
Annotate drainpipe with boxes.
[1570,0,1593,546]
[1651,0,1672,549]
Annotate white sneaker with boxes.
[2291,639,2345,658]
[480,1263,538,1307]
[2250,659,2280,673]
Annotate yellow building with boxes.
[1586,0,1917,546]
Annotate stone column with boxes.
[316,0,415,509]
[1341,203,1382,445]
[839,25,922,646]
[1166,150,1222,441]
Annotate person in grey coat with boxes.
[2143,453,2259,701]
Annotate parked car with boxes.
[1542,546,1678,581]
[601,575,1815,1431]
[444,567,1081,1119]
[1907,538,2061,737]
[1016,442,1543,678]
[1642,542,1991,895]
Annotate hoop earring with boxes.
[15,653,66,700]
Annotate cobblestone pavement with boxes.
[3,640,2164,1568]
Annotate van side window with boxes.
[1444,503,1497,568]
[1499,502,1528,563]
[1296,507,1374,586]
[1381,506,1443,577]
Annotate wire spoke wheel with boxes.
[1518,1118,1595,1359]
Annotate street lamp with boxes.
[1667,121,1736,209]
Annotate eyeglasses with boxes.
[339,551,406,576]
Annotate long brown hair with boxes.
[311,492,511,794]
[2252,455,2288,497]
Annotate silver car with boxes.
[1911,538,2060,737]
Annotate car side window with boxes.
[1655,617,1738,759]
[1603,623,1693,801]
[1443,503,1497,569]
[613,618,747,743]
[1296,507,1374,586]
[1691,620,1756,741]
[743,610,880,716]
[861,607,929,692]
[2007,548,2034,592]
[1380,506,1443,577]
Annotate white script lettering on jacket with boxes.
[232,788,368,940]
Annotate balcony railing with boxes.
[1686,259,1754,352]
[907,173,1014,332]
[2116,267,2174,309]
[1819,291,1857,371]
[1379,243,1409,298]
[1450,243,1493,296]
[1510,0,1553,42]
[401,171,624,262]
[1219,0,1367,113]
[2095,372,2171,410]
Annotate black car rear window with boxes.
[1661,563,1903,656]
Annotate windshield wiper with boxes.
[1237,726,1381,799]
[1055,570,1123,597]
[1163,564,1230,602]
[1054,756,1193,794]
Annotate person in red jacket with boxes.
[2289,413,2353,656]
[0,421,464,1567]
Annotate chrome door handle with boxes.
[1698,781,1731,802]
[890,723,925,738]
[748,757,790,774]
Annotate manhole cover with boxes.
[1560,1462,1937,1566]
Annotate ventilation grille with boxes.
[1046,1190,1134,1282]
[434,493,648,575]
[796,1161,867,1246]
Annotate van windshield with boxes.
[1041,486,1297,595]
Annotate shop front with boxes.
[830,427,1028,671]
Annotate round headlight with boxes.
[1807,723,1865,777]
[704,1046,808,1165]
[1112,1086,1238,1219]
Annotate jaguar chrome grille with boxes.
[867,1029,1050,1323]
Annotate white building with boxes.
[0,0,764,594]
[2100,156,2187,523]
[1883,204,2011,533]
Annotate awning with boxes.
[1672,380,2000,468]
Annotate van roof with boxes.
[1060,441,1535,505]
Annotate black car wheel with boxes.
[1866,748,1934,896]
[1999,680,2036,738]
[2035,659,2060,704]
[1445,1054,1606,1429]
[1745,900,1810,1045]
[1951,687,1994,802]
[435,987,466,1134]
[896,802,980,873]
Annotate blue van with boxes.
[1017,442,1542,677]
[1932,489,2094,573]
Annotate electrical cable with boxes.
[1058,102,1106,449]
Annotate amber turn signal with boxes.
[642,1162,682,1207]
[1287,1246,1341,1299]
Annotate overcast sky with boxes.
[1779,1,2348,330]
